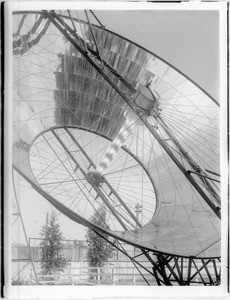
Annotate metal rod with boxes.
[12,166,223,286]
[164,256,175,281]
[85,10,101,56]
[67,10,77,32]
[95,224,152,286]
[12,170,38,284]
[89,10,105,28]
[147,125,221,218]
[44,10,221,218]
[204,169,220,177]
[76,10,89,54]
[52,129,128,230]
[212,259,220,281]
[157,254,171,284]
[173,257,183,283]
[189,259,211,281]
[201,259,213,284]
[59,10,67,31]
[65,127,141,227]
[192,259,207,285]
[187,257,192,285]
[187,170,220,183]
[104,164,139,176]
[181,257,184,281]
[151,254,172,285]
[39,178,83,185]
[44,11,136,94]
[157,116,221,204]
[152,266,161,285]
[43,10,136,95]
[94,231,155,283]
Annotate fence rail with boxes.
[36,266,156,285]
[12,259,221,286]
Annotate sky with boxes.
[94,10,219,101]
[12,9,220,246]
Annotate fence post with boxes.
[112,267,115,285]
[79,261,82,284]
[98,267,101,285]
[133,266,136,285]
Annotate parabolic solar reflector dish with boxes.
[12,11,220,258]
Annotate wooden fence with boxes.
[12,259,220,286]
[35,266,157,285]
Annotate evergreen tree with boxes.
[39,211,67,275]
[86,207,115,282]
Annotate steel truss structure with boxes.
[93,229,221,286]
[12,10,221,286]
[42,10,220,217]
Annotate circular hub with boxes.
[87,172,104,187]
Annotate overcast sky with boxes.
[95,10,219,101]
[12,9,220,245]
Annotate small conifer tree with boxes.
[86,207,114,282]
[39,211,67,275]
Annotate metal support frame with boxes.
[50,128,150,231]
[84,10,103,61]
[13,163,222,286]
[94,230,171,285]
[65,128,142,227]
[43,11,136,94]
[13,11,222,286]
[157,116,220,204]
[187,170,220,183]
[89,10,105,29]
[92,228,221,286]
[51,129,127,229]
[43,10,221,219]
[39,128,177,284]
